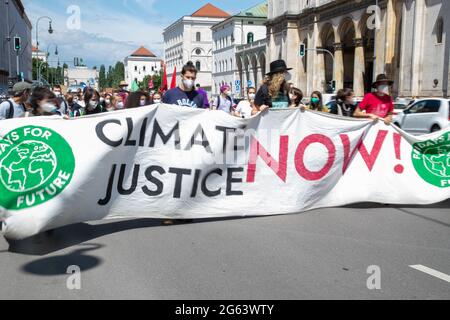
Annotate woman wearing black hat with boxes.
[354,74,395,125]
[252,60,292,115]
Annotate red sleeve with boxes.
[358,94,371,111]
[387,98,394,114]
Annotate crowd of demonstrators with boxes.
[1,58,396,125]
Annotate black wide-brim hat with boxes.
[372,74,394,88]
[266,60,293,76]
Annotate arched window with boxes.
[196,61,201,71]
[436,18,444,44]
[195,48,202,55]
[196,32,201,42]
[247,32,254,44]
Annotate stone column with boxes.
[333,42,344,90]
[411,0,425,97]
[384,0,398,81]
[285,21,300,86]
[353,38,366,96]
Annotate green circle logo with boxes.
[412,131,450,188]
[0,126,75,210]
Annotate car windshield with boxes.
[394,104,408,110]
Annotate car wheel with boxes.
[431,125,441,133]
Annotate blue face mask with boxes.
[311,98,320,104]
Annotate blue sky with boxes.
[23,0,263,68]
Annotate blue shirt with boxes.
[162,87,204,108]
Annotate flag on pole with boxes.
[131,79,139,92]
[170,66,177,89]
[160,63,168,94]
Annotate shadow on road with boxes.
[344,199,450,210]
[7,216,253,256]
[21,243,103,276]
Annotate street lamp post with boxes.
[35,16,53,52]
[38,43,58,85]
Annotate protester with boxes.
[308,91,328,112]
[253,59,292,115]
[0,82,32,120]
[354,74,394,125]
[329,88,356,117]
[196,84,210,109]
[53,85,69,116]
[213,84,233,114]
[84,88,106,115]
[125,91,150,109]
[104,93,115,112]
[162,61,204,108]
[118,80,129,105]
[289,87,306,110]
[26,86,59,117]
[114,94,125,110]
[152,92,162,104]
[235,87,256,119]
[66,95,81,117]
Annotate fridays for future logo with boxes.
[0,126,75,210]
[412,132,450,188]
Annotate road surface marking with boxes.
[409,265,450,283]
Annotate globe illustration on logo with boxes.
[423,146,450,178]
[0,141,57,193]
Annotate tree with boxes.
[99,65,106,90]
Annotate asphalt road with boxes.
[1,201,449,300]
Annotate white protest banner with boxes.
[0,104,449,240]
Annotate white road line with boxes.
[409,265,450,283]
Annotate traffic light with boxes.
[299,43,306,58]
[14,37,21,51]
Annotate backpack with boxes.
[5,100,15,119]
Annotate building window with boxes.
[143,66,146,72]
[196,32,201,42]
[436,18,444,44]
[196,61,201,71]
[196,48,202,55]
[247,32,254,44]
[135,66,138,71]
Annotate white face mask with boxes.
[89,100,98,108]
[105,99,111,105]
[153,99,161,104]
[377,85,389,94]
[183,79,195,91]
[40,102,57,113]
[140,100,147,106]
[53,91,61,97]
[248,94,256,100]
[100,97,105,103]
[117,102,124,109]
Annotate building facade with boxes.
[212,1,268,97]
[32,45,48,63]
[64,66,99,91]
[124,46,161,86]
[0,0,32,93]
[163,3,231,94]
[267,0,449,98]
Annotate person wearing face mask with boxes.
[329,88,356,117]
[27,86,59,117]
[104,93,115,112]
[253,60,292,115]
[0,82,32,120]
[52,85,69,116]
[354,74,394,125]
[124,91,150,109]
[151,93,162,104]
[69,93,85,117]
[162,61,204,108]
[114,94,125,110]
[308,91,329,112]
[289,87,306,110]
[84,88,106,115]
[213,85,233,114]
[235,87,256,119]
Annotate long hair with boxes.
[29,86,56,115]
[289,87,304,107]
[268,72,287,97]
[310,91,324,111]
[125,91,150,109]
[84,88,100,106]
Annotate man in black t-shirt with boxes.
[162,61,204,108]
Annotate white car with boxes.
[394,98,450,135]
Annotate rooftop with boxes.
[191,3,230,18]
[130,46,157,57]
[235,1,268,18]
